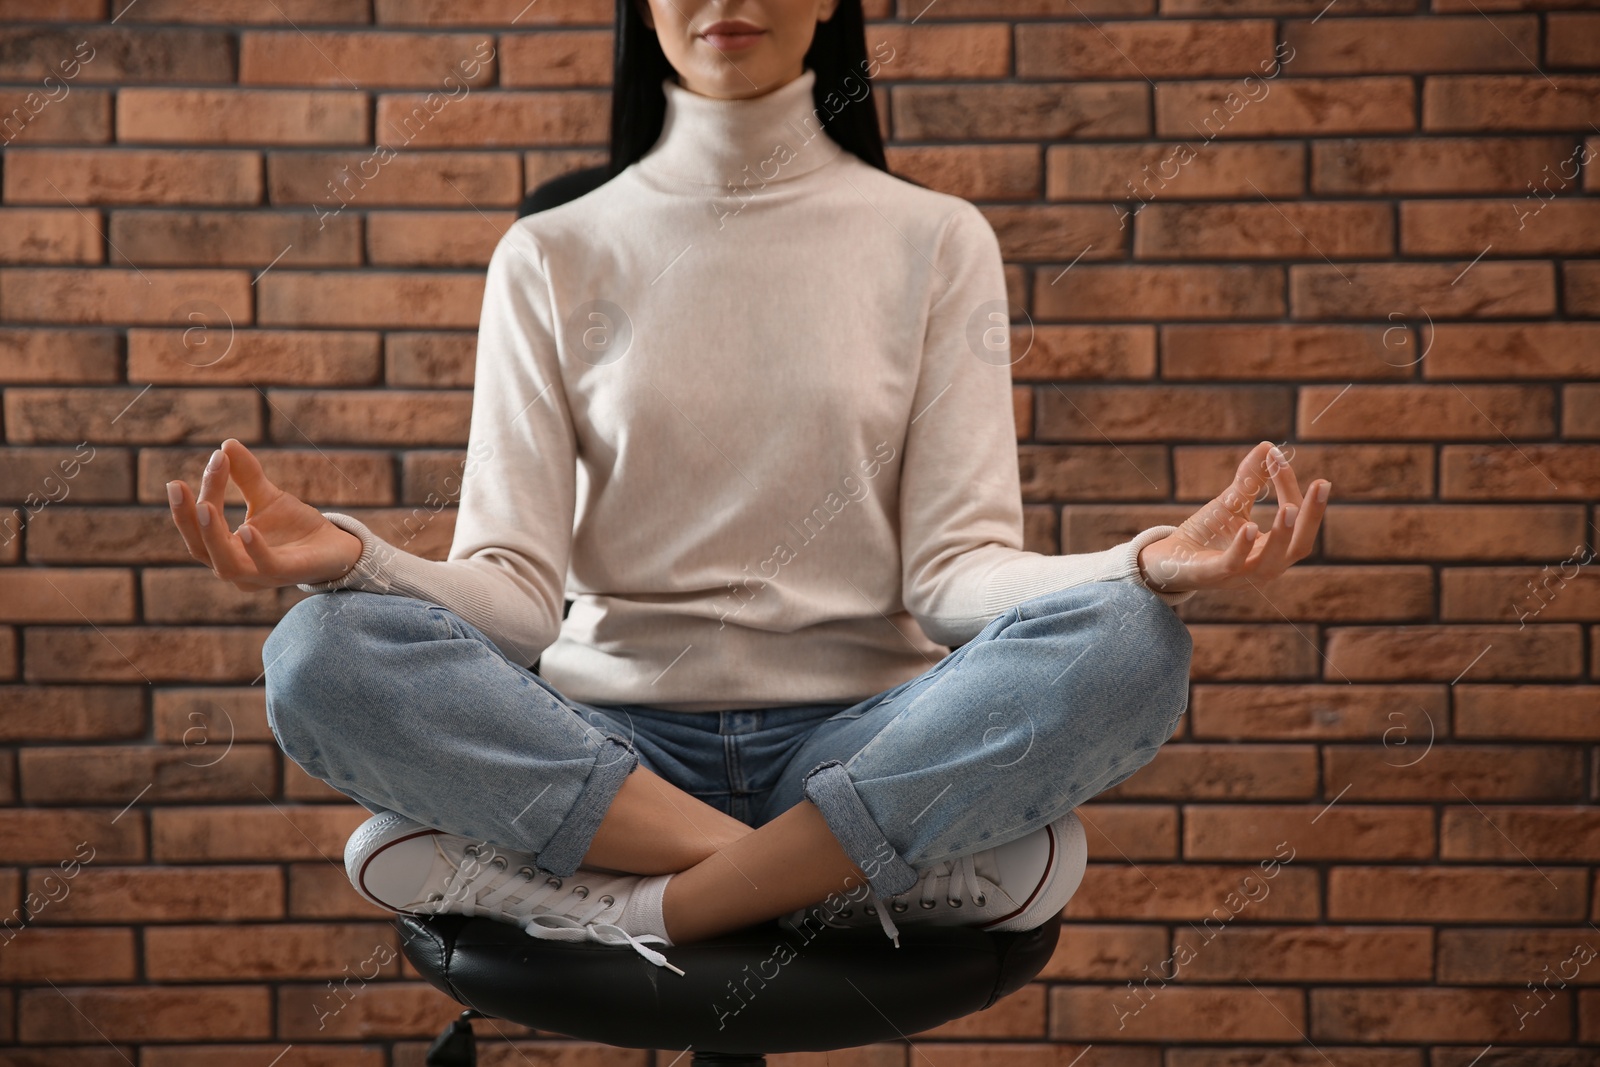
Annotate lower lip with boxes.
[701,31,764,50]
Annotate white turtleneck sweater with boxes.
[301,66,1194,712]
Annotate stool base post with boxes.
[690,1053,765,1066]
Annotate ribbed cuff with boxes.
[982,524,1198,614]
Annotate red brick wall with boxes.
[1,0,1596,1063]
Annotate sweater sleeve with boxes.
[898,202,1197,648]
[295,224,576,667]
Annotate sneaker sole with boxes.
[344,811,443,916]
[982,811,1088,933]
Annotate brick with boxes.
[982,205,1129,261]
[145,1048,387,1067]
[266,389,472,446]
[1154,78,1414,138]
[1017,21,1275,79]
[0,0,104,16]
[384,331,476,386]
[1444,565,1600,624]
[1148,528,1371,608]
[398,449,474,505]
[1547,12,1600,67]
[1290,262,1556,319]
[1567,261,1600,315]
[498,28,616,87]
[1175,444,1433,500]
[152,686,269,744]
[1103,744,1318,800]
[276,980,460,1040]
[1036,265,1284,320]
[19,985,271,1042]
[1297,384,1553,440]
[1162,325,1408,380]
[1048,142,1302,201]
[1163,0,1414,10]
[1077,803,1179,860]
[1425,323,1600,379]
[1173,924,1432,981]
[145,922,399,980]
[1024,504,1056,554]
[1284,16,1537,73]
[1019,445,1168,500]
[906,0,1154,12]
[894,84,1149,142]
[1189,624,1321,681]
[0,685,143,740]
[1012,326,1156,380]
[1068,862,1317,921]
[0,26,235,82]
[1312,136,1583,195]
[3,270,256,330]
[0,208,102,264]
[257,271,484,328]
[0,927,135,981]
[1438,928,1600,983]
[267,151,522,208]
[1322,504,1585,561]
[1328,865,1586,921]
[1568,383,1600,438]
[1442,444,1600,500]
[240,31,494,87]
[109,209,362,267]
[1442,805,1600,861]
[1323,624,1583,680]
[19,743,279,804]
[1,445,134,503]
[1455,684,1600,740]
[128,328,381,385]
[1312,988,1569,1043]
[117,88,368,144]
[152,804,366,862]
[116,0,370,22]
[889,144,1042,203]
[29,863,281,924]
[26,506,202,563]
[288,861,390,919]
[1184,804,1435,860]
[1135,202,1392,259]
[0,568,135,622]
[1190,683,1446,740]
[2,148,262,205]
[1325,743,1584,800]
[1169,1053,1417,1067]
[1403,200,1600,256]
[374,89,606,148]
[24,625,273,683]
[1425,76,1600,131]
[367,209,511,267]
[4,387,260,447]
[0,87,110,144]
[142,568,295,624]
[0,807,145,863]
[1040,923,1170,980]
[916,983,1044,1038]
[141,446,394,507]
[1050,985,1304,1042]
[0,328,119,382]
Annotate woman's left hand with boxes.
[1137,440,1331,594]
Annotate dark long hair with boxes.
[606,0,890,180]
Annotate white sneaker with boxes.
[783,810,1087,946]
[344,811,683,974]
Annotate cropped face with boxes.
[634,0,843,98]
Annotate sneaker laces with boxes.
[413,842,684,974]
[862,852,990,948]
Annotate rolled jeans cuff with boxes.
[535,736,639,878]
[801,760,920,898]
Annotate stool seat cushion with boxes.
[397,913,1060,1056]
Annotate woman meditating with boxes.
[165,0,1330,976]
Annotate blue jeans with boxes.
[262,580,1192,899]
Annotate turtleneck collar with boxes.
[636,66,844,190]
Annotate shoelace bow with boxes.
[419,844,685,974]
[861,852,989,948]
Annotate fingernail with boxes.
[1320,482,1332,501]
[166,481,180,506]
[197,503,210,528]
[1269,445,1286,465]
[239,524,252,544]
[1283,504,1299,527]
[205,450,222,472]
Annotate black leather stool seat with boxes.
[398,913,1059,1060]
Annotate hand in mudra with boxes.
[166,438,363,591]
[1138,440,1331,594]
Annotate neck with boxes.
[637,67,843,189]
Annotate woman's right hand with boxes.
[167,438,364,591]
